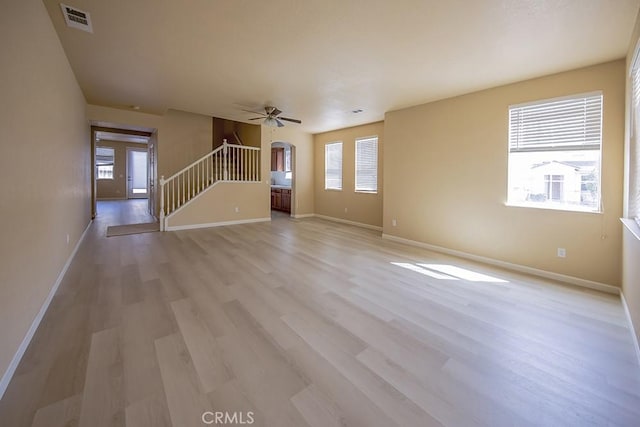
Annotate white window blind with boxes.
[629,61,640,220]
[509,92,603,153]
[325,142,342,190]
[355,136,378,192]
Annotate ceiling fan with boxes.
[244,106,302,127]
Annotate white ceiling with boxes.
[44,0,640,134]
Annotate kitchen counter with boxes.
[271,185,291,189]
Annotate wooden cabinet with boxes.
[271,147,284,172]
[275,191,282,210]
[281,189,291,213]
[270,187,291,213]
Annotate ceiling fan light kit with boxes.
[264,117,281,127]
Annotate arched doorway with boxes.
[270,141,295,217]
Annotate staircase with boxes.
[159,140,261,230]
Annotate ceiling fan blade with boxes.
[276,119,285,128]
[249,117,264,120]
[279,117,302,124]
[271,107,282,117]
[241,108,265,115]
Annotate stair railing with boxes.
[159,140,260,229]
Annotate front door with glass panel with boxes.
[127,148,148,199]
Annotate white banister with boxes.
[159,142,261,230]
[159,175,165,231]
[223,140,228,181]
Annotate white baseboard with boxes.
[621,291,640,366]
[0,220,93,400]
[293,213,315,219]
[166,217,271,231]
[314,214,383,232]
[381,233,619,295]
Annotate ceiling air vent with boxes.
[60,4,93,33]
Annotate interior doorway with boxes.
[90,125,157,225]
[270,141,295,217]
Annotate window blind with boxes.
[355,136,378,192]
[325,142,342,190]
[509,93,602,153]
[629,63,640,219]
[96,147,114,165]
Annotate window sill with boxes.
[505,202,602,214]
[325,188,342,192]
[355,190,378,194]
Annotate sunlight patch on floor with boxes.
[390,262,458,280]
[392,262,508,283]
[419,264,508,282]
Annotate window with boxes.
[285,147,292,172]
[325,142,342,190]
[629,56,640,221]
[355,136,378,193]
[96,147,115,180]
[507,92,602,212]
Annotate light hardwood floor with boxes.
[1,206,639,426]
[96,199,156,226]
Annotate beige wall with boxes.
[213,118,261,149]
[167,183,268,227]
[158,110,212,179]
[384,61,625,286]
[96,140,148,199]
[237,122,261,148]
[0,0,90,389]
[314,122,384,227]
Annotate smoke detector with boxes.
[60,4,93,33]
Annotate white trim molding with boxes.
[381,233,619,295]
[166,217,271,231]
[0,220,93,400]
[313,214,383,231]
[621,291,640,366]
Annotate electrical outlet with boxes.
[344,207,348,213]
[557,248,566,258]
[234,207,240,213]
[66,234,70,245]
[392,219,397,227]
